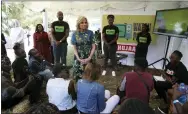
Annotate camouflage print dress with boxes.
[71,30,95,80]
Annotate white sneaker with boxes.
[102,70,106,76]
[112,71,116,77]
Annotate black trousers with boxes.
[135,44,148,59]
[154,80,172,103]
[60,106,78,114]
[103,43,117,69]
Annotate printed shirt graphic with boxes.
[139,37,147,43]
[102,25,119,44]
[106,29,115,35]
[51,21,69,41]
[55,26,64,32]
[166,69,174,76]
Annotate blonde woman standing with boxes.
[71,16,96,81]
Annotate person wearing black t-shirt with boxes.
[51,11,69,66]
[135,24,151,59]
[102,15,119,77]
[154,50,188,104]
[12,43,29,89]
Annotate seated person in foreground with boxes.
[1,54,12,80]
[118,98,155,114]
[46,63,77,114]
[77,62,120,114]
[1,74,37,109]
[25,102,59,114]
[28,48,54,81]
[118,58,154,104]
[170,83,188,114]
[12,43,29,88]
[154,50,188,103]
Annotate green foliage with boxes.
[1,2,43,36]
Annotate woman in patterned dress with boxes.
[71,16,96,81]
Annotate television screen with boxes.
[153,8,188,38]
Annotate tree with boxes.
[1,2,43,36]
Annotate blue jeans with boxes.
[52,41,68,65]
[38,69,54,81]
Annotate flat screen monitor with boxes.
[153,8,188,38]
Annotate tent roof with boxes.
[3,1,188,30]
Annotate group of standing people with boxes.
[28,11,152,81]
[33,11,69,65]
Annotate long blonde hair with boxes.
[76,16,88,31]
[83,62,101,81]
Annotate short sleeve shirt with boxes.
[136,32,151,45]
[71,30,94,46]
[51,21,69,42]
[102,25,119,44]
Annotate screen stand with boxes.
[148,36,171,69]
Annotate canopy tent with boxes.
[21,1,188,30]
[3,0,188,69]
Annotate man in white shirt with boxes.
[10,19,25,50]
[46,64,77,113]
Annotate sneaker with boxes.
[112,71,116,77]
[102,70,106,76]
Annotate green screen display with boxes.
[153,8,188,37]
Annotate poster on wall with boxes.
[102,15,156,54]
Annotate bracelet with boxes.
[173,100,179,104]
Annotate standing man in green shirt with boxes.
[51,11,69,66]
[102,15,119,76]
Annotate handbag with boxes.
[135,71,150,103]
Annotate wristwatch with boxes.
[173,100,180,104]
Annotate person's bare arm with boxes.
[60,29,69,42]
[51,28,57,42]
[109,32,119,44]
[102,33,108,45]
[73,45,80,60]
[88,44,96,59]
[109,27,119,44]
[172,83,184,114]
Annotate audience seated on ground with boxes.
[118,58,153,104]
[28,48,54,81]
[46,63,77,114]
[118,98,155,114]
[76,62,120,114]
[25,102,59,114]
[12,43,29,88]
